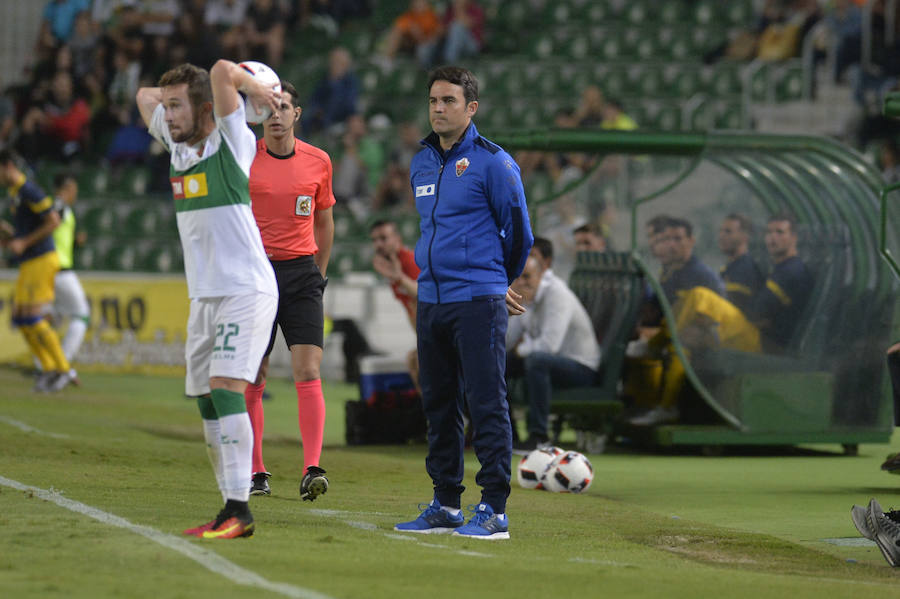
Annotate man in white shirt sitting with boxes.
[508,254,601,450]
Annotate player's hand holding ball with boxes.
[239,61,282,125]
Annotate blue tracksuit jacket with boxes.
[411,123,534,303]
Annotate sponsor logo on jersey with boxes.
[456,157,470,177]
[415,184,435,197]
[295,195,313,216]
[170,173,209,199]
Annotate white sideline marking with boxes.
[0,415,70,439]
[821,537,876,547]
[0,476,333,599]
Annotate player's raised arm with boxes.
[135,87,163,128]
[209,59,280,119]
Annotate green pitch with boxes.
[2,367,900,598]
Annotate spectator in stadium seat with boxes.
[394,66,533,539]
[425,0,485,67]
[204,0,250,61]
[370,219,421,392]
[572,85,606,128]
[137,60,280,539]
[377,0,441,68]
[717,213,765,315]
[332,114,384,217]
[304,46,360,135]
[243,80,334,501]
[507,253,600,450]
[243,0,288,68]
[18,70,92,163]
[39,0,91,47]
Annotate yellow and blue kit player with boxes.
[0,149,73,392]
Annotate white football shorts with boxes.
[54,270,90,318]
[184,291,278,396]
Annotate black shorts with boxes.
[265,255,327,355]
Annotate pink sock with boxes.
[296,379,325,470]
[244,381,266,474]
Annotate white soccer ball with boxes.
[541,451,594,493]
[238,60,281,125]
[517,446,564,489]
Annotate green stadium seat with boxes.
[77,166,110,196]
[670,67,703,98]
[631,28,659,60]
[715,102,744,129]
[600,68,628,99]
[560,32,591,61]
[774,63,804,102]
[633,65,665,97]
[651,103,682,131]
[661,27,693,61]
[658,0,684,25]
[687,100,715,131]
[709,62,742,96]
[692,0,719,26]
[82,205,117,235]
[592,28,625,60]
[142,244,181,273]
[581,0,614,23]
[724,0,754,26]
[333,212,361,239]
[623,0,651,24]
[527,32,555,60]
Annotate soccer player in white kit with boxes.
[136,61,280,539]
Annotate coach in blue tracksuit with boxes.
[394,66,533,540]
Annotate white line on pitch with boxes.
[0,415,70,439]
[0,476,333,599]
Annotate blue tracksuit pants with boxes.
[416,296,512,513]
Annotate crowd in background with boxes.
[3,0,900,220]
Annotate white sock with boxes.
[441,506,461,516]
[62,317,88,360]
[218,412,254,502]
[202,418,226,502]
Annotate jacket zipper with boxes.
[428,156,445,304]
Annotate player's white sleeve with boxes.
[148,104,173,152]
[215,102,257,178]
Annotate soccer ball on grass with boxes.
[541,450,594,493]
[516,446,564,489]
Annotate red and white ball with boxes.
[517,446,564,489]
[238,60,281,125]
[541,451,594,493]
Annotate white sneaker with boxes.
[628,406,679,426]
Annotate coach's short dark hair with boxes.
[427,66,479,104]
[158,63,212,111]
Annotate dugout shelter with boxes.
[495,128,898,453]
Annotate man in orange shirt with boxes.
[379,0,441,67]
[370,219,420,389]
[244,80,334,500]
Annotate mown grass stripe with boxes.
[0,476,333,599]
